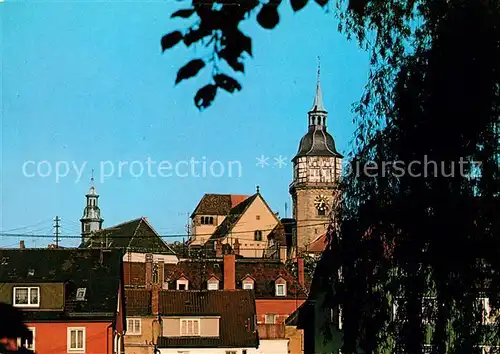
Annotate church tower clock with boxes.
[289,67,343,251]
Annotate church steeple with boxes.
[80,170,103,244]
[310,59,325,113]
[308,58,327,127]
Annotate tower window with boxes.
[200,216,214,225]
[254,230,262,241]
[318,209,326,216]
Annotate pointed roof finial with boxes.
[317,56,321,85]
[256,185,260,194]
[311,56,326,112]
[88,169,97,196]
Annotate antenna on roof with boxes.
[284,202,288,219]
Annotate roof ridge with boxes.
[209,194,258,240]
[97,217,144,232]
[140,217,177,255]
[126,218,144,250]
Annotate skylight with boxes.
[76,288,87,301]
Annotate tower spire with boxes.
[311,56,325,112]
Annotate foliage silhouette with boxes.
[162,0,500,353]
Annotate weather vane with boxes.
[91,169,95,184]
[317,55,321,83]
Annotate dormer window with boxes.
[13,287,40,308]
[207,277,219,290]
[275,278,287,297]
[177,278,189,290]
[242,277,254,290]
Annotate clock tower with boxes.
[289,66,343,252]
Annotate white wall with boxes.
[158,341,288,354]
[123,252,178,264]
[159,348,259,354]
[257,340,289,354]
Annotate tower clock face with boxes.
[314,194,329,211]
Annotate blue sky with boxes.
[0,0,369,247]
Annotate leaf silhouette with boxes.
[171,8,195,18]
[175,59,206,85]
[257,3,280,29]
[314,0,328,6]
[183,27,212,47]
[194,84,217,110]
[219,49,245,73]
[214,74,242,93]
[161,31,183,52]
[291,0,308,12]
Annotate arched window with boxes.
[209,217,214,224]
[201,217,206,225]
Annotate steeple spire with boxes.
[311,56,325,112]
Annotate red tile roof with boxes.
[123,259,308,299]
[230,194,249,207]
[306,232,328,253]
[163,259,308,299]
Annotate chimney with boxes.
[158,259,165,288]
[19,240,25,249]
[233,238,240,256]
[297,258,305,288]
[145,254,153,290]
[223,254,236,290]
[151,285,160,316]
[215,239,223,258]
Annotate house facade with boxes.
[0,247,126,354]
[188,190,284,259]
[124,252,307,353]
[156,290,260,354]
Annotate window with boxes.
[243,350,247,354]
[275,283,286,297]
[243,281,254,290]
[207,280,219,290]
[254,230,262,241]
[76,288,86,301]
[318,209,326,216]
[265,314,276,324]
[226,352,237,354]
[177,279,189,290]
[13,287,40,307]
[17,327,35,351]
[127,318,141,335]
[256,215,260,220]
[84,224,90,232]
[180,319,200,336]
[200,217,214,225]
[67,327,85,352]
